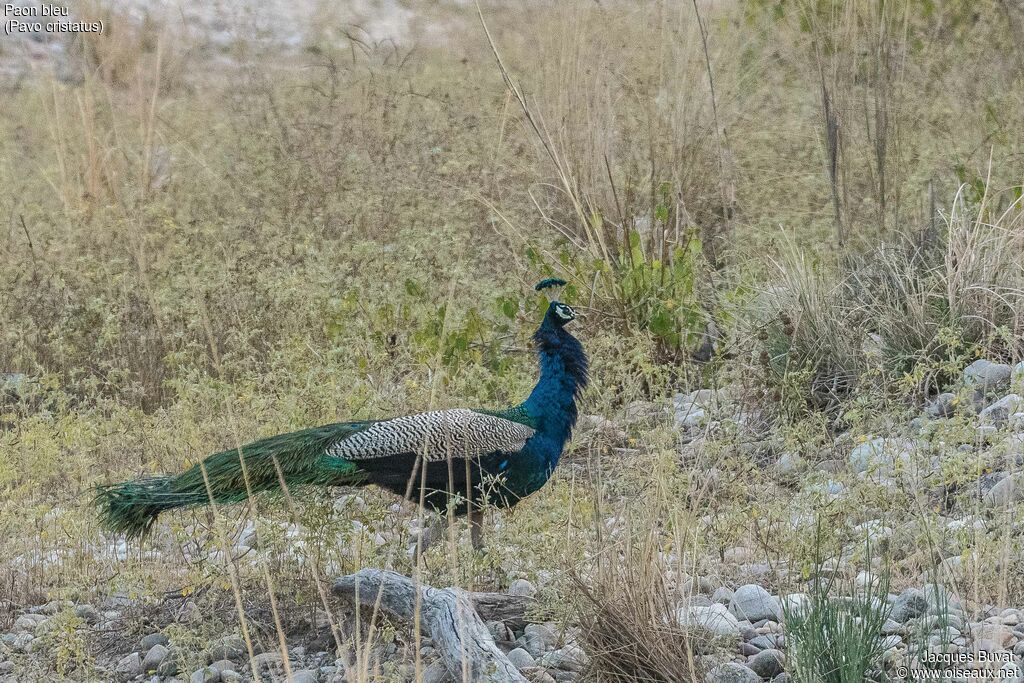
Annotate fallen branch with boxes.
[332,569,530,683]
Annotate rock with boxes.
[927,393,959,418]
[156,650,181,677]
[983,472,1024,507]
[142,644,170,672]
[13,614,46,633]
[539,644,588,672]
[892,588,928,622]
[706,662,760,683]
[210,660,236,674]
[979,394,1023,427]
[422,660,451,683]
[676,405,707,429]
[73,604,101,623]
[190,667,220,683]
[115,652,143,678]
[251,652,283,672]
[775,452,803,477]
[520,667,557,683]
[712,587,734,605]
[880,618,902,635]
[507,648,536,670]
[220,672,243,683]
[965,360,1012,392]
[206,636,248,662]
[678,603,742,638]
[523,623,559,657]
[508,579,537,597]
[969,623,1014,648]
[140,633,169,651]
[290,670,318,683]
[729,585,782,622]
[748,649,785,678]
[487,620,513,643]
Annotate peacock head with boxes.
[535,278,577,329]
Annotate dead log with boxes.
[332,569,529,683]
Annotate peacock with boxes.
[94,279,587,545]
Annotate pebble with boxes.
[507,647,536,670]
[142,644,169,672]
[748,649,785,678]
[892,588,928,622]
[729,585,782,622]
[140,633,169,650]
[678,603,741,638]
[706,662,760,683]
[539,643,588,672]
[190,667,220,683]
[422,660,451,683]
[290,670,318,683]
[508,579,537,597]
[115,652,143,677]
[206,636,248,662]
[964,360,1012,391]
[523,623,559,657]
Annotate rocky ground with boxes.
[4,359,1024,682]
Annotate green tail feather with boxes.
[94,422,368,538]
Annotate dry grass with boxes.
[2,0,1024,680]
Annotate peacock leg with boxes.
[468,509,484,551]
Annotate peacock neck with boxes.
[522,318,588,447]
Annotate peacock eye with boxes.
[556,305,574,320]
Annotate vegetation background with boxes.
[1,0,1024,680]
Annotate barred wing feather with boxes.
[327,409,535,462]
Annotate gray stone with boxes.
[539,643,588,672]
[705,662,760,683]
[290,670,318,683]
[712,587,734,605]
[775,452,803,477]
[251,652,283,672]
[140,633,169,651]
[507,647,536,670]
[927,393,958,418]
[749,634,781,650]
[209,660,236,674]
[220,672,243,683]
[115,652,143,677]
[157,650,181,677]
[190,668,220,683]
[748,649,785,678]
[206,636,248,662]
[523,623,559,656]
[12,614,45,633]
[729,585,782,622]
[979,394,1023,427]
[984,472,1024,507]
[73,604,101,623]
[142,644,169,672]
[964,360,1012,391]
[678,603,741,638]
[892,588,928,622]
[508,579,537,597]
[422,660,451,683]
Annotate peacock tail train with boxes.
[94,423,367,538]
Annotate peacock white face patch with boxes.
[554,304,576,321]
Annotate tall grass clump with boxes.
[481,2,742,365]
[784,534,892,683]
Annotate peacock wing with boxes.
[325,409,535,462]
